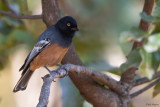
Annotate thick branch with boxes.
[41,0,60,27]
[63,64,127,96]
[130,78,160,98]
[37,64,122,107]
[0,10,42,19]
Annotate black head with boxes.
[55,16,79,35]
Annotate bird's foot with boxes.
[43,65,52,74]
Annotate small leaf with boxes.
[120,49,141,72]
[120,27,148,43]
[144,33,160,53]
[153,1,160,17]
[139,48,154,79]
[140,12,160,23]
[151,50,160,72]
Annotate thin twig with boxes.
[130,78,160,98]
[134,71,160,86]
[0,10,42,19]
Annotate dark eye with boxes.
[67,23,71,27]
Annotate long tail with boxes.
[13,68,34,93]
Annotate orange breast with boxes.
[30,44,69,71]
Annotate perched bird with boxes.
[13,16,79,92]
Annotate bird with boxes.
[13,16,79,92]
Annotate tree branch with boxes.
[37,64,122,107]
[130,78,160,98]
[119,1,155,106]
[134,71,160,86]
[37,68,68,107]
[120,0,154,94]
[132,0,154,50]
[41,0,60,27]
[63,64,127,96]
[0,10,42,19]
[120,0,154,87]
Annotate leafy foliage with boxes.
[120,27,148,43]
[120,0,160,98]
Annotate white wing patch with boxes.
[22,38,51,71]
[29,39,51,59]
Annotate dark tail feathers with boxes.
[13,69,33,93]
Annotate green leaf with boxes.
[151,50,160,72]
[120,27,148,43]
[153,81,160,97]
[153,1,160,17]
[144,33,160,53]
[140,12,160,23]
[139,49,154,79]
[120,49,141,72]
[141,2,160,23]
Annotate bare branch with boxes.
[130,78,160,98]
[63,64,127,96]
[37,64,122,107]
[0,10,42,19]
[134,71,160,86]
[37,68,68,107]
[120,67,138,97]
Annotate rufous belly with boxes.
[30,44,69,71]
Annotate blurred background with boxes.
[0,0,160,107]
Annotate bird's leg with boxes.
[43,65,56,82]
[43,65,52,73]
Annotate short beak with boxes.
[71,27,79,31]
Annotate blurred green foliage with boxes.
[120,0,160,98]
